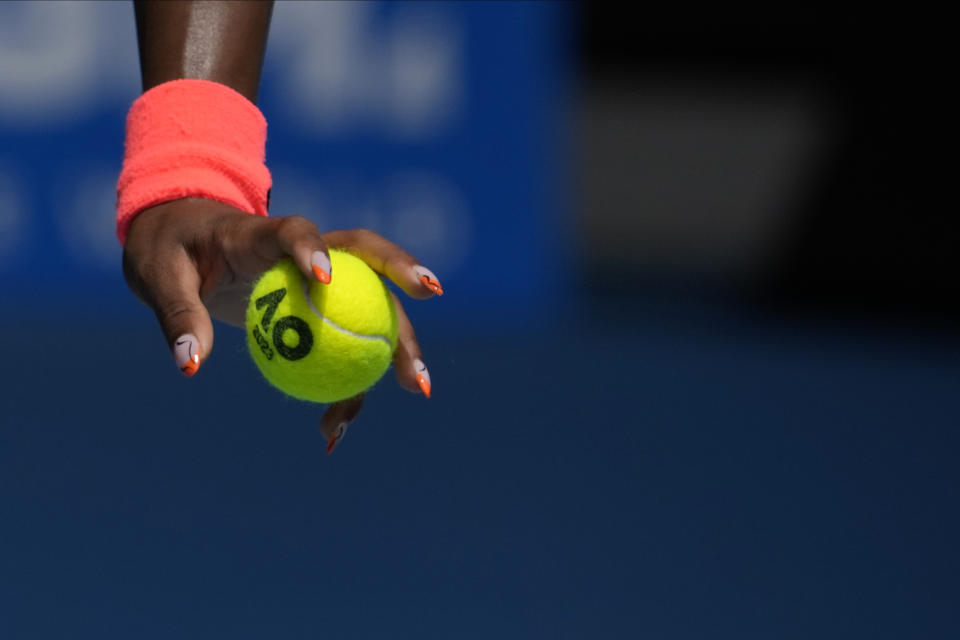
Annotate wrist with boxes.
[116,79,271,244]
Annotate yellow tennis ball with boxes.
[246,250,398,403]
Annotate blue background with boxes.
[3,311,959,638]
[1,2,959,638]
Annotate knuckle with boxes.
[212,220,237,252]
[354,227,379,242]
[277,216,323,248]
[281,215,312,233]
[156,300,197,328]
[340,228,374,245]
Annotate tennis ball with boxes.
[246,250,398,403]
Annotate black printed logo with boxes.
[253,287,313,361]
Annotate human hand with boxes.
[122,198,443,451]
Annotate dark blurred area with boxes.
[580,7,955,323]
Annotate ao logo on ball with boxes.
[251,288,314,362]
[245,254,398,404]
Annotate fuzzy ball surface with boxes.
[246,251,398,403]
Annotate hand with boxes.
[122,198,444,452]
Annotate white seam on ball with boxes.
[300,278,392,348]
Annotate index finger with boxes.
[319,229,444,299]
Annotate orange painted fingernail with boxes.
[174,334,202,377]
[413,358,432,398]
[414,266,444,296]
[311,251,331,284]
[326,422,348,454]
[312,264,331,284]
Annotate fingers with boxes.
[320,394,366,454]
[319,296,430,456]
[131,247,215,378]
[320,229,444,299]
[238,223,444,299]
[238,215,333,285]
[390,292,432,398]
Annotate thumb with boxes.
[149,263,215,378]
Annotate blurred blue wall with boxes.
[0,1,571,328]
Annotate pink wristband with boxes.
[116,79,272,244]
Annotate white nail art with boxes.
[413,265,439,283]
[413,358,431,387]
[311,250,332,275]
[173,334,200,374]
[413,265,443,295]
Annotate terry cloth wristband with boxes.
[116,79,271,244]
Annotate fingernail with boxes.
[413,265,444,296]
[326,422,349,454]
[173,334,202,377]
[311,250,331,284]
[413,358,432,398]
